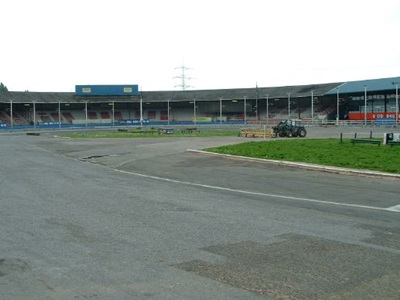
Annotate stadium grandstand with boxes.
[0,76,399,129]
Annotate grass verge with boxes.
[204,138,400,174]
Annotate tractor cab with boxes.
[273,119,307,138]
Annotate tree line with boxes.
[0,82,8,92]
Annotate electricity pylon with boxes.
[174,64,193,91]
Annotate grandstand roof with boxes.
[0,91,138,104]
[0,82,342,104]
[0,91,73,103]
[141,82,342,103]
[1,76,399,104]
[325,76,400,95]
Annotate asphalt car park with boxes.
[0,126,399,299]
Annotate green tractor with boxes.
[272,119,307,138]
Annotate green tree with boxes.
[0,82,8,92]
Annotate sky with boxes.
[2,0,400,92]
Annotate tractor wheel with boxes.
[287,131,293,138]
[279,131,286,137]
[298,128,307,137]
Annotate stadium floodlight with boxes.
[219,97,223,125]
[138,87,144,127]
[58,101,61,129]
[194,99,196,125]
[167,99,170,126]
[243,96,247,124]
[364,85,367,127]
[108,102,115,127]
[336,88,340,126]
[33,101,36,129]
[189,99,196,125]
[393,82,399,128]
[311,90,314,126]
[85,101,88,128]
[266,94,269,126]
[10,100,13,129]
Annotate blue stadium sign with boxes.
[75,85,139,96]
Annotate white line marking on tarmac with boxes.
[386,205,400,212]
[114,169,399,213]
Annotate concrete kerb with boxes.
[187,149,400,180]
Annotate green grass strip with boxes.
[205,138,400,174]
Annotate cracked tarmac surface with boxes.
[1,127,399,299]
